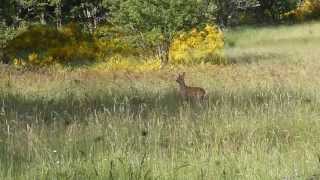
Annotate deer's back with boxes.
[185,86,206,98]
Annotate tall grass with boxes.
[2,22,320,179]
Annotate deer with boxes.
[176,72,206,102]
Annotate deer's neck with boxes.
[178,81,187,91]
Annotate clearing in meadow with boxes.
[1,22,320,179]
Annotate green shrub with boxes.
[94,25,143,57]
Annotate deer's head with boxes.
[176,72,186,85]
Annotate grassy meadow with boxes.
[2,22,320,179]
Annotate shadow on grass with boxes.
[0,87,317,178]
[0,87,315,124]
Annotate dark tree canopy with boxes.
[257,0,300,22]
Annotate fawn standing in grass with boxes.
[176,72,206,102]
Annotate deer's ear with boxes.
[182,72,186,77]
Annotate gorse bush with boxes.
[4,23,224,69]
[94,24,225,71]
[3,24,158,68]
[284,0,320,21]
[93,55,162,72]
[5,23,101,66]
[170,25,224,65]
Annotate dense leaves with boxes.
[0,0,311,29]
[257,0,301,22]
[0,0,319,67]
[112,0,208,65]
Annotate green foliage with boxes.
[94,25,156,57]
[0,23,17,48]
[111,0,208,65]
[0,0,17,25]
[0,0,316,36]
[114,0,204,37]
[0,23,23,63]
[211,0,238,26]
[257,0,300,21]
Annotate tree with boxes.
[49,0,62,28]
[0,0,18,26]
[211,0,238,27]
[257,0,300,22]
[12,0,50,25]
[65,0,108,33]
[111,0,208,66]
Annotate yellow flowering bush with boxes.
[284,0,320,21]
[13,53,55,68]
[4,23,101,67]
[94,55,161,72]
[105,55,135,71]
[136,58,161,72]
[5,23,224,70]
[13,58,25,67]
[170,25,224,64]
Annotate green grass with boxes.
[2,21,320,179]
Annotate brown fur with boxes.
[176,72,206,101]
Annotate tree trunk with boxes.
[55,2,62,29]
[157,41,170,68]
[93,16,97,29]
[215,0,237,27]
[40,11,46,25]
